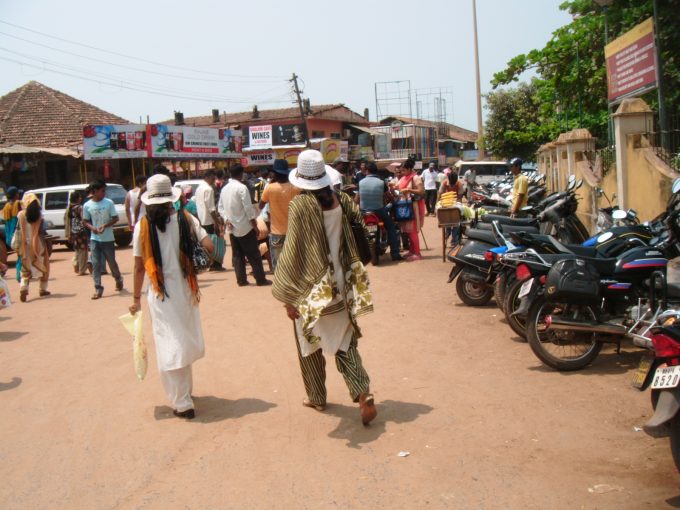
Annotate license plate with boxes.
[631,352,654,389]
[366,225,378,233]
[651,365,680,389]
[518,278,533,298]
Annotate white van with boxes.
[27,184,131,247]
[455,161,510,185]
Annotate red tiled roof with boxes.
[0,81,129,148]
[163,104,369,127]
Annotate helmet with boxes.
[509,157,523,168]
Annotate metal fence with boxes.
[644,113,680,172]
[585,147,616,178]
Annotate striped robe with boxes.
[272,192,373,345]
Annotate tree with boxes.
[484,80,556,162]
[491,0,680,148]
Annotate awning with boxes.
[437,138,470,145]
[242,144,306,153]
[0,144,80,157]
[349,124,387,137]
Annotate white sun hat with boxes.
[289,149,334,190]
[141,174,182,205]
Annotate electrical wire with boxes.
[0,31,286,85]
[0,19,287,80]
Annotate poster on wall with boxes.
[273,123,307,145]
[83,124,148,160]
[149,125,242,158]
[320,139,341,163]
[248,125,273,150]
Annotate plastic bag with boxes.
[0,277,11,308]
[119,311,147,381]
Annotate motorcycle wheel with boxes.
[494,275,505,310]
[455,269,493,306]
[371,241,380,266]
[526,295,602,371]
[503,278,529,340]
[671,414,680,472]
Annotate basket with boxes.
[437,207,461,227]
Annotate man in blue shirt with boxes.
[357,163,403,261]
[82,180,124,299]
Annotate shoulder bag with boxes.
[179,210,211,273]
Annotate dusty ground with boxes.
[1,217,679,509]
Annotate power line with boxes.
[0,55,294,106]
[0,19,287,80]
[0,31,285,85]
[0,47,290,103]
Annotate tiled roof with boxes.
[163,104,369,127]
[0,81,129,148]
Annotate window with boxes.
[311,130,324,138]
[44,191,69,210]
[330,132,341,139]
[105,185,127,205]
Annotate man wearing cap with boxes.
[259,159,299,271]
[218,165,271,287]
[273,149,377,426]
[509,157,528,217]
[332,156,351,187]
[357,162,403,261]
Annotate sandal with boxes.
[91,291,103,300]
[302,399,326,412]
[39,290,51,297]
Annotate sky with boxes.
[0,0,573,131]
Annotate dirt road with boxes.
[1,217,679,509]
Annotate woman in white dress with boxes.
[129,174,214,419]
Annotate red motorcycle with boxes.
[362,211,388,266]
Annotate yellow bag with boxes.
[119,311,148,381]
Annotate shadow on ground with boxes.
[0,331,27,342]
[154,396,276,423]
[0,377,22,391]
[325,399,434,449]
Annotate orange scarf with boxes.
[139,212,200,304]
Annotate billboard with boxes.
[148,125,242,159]
[605,17,657,103]
[83,124,148,160]
[248,125,273,149]
[242,123,307,148]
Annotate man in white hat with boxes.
[272,149,377,426]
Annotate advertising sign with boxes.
[83,124,148,160]
[248,125,273,149]
[244,151,276,167]
[340,141,349,161]
[320,139,341,163]
[149,125,242,159]
[273,123,307,145]
[275,147,304,166]
[605,17,657,103]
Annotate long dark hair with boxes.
[310,186,335,209]
[25,200,42,223]
[146,203,172,233]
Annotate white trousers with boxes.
[159,365,194,412]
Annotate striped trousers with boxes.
[294,333,371,406]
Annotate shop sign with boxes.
[244,151,275,167]
[605,17,657,103]
[148,125,242,159]
[83,124,147,160]
[275,147,303,166]
[248,125,273,149]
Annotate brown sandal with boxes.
[302,399,325,412]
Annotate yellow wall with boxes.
[625,140,672,221]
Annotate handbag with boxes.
[209,233,226,266]
[394,199,414,221]
[179,210,211,273]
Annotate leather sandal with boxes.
[302,398,325,412]
[19,289,27,303]
[359,393,377,426]
[39,290,51,297]
[173,409,195,420]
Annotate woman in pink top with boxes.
[397,159,426,261]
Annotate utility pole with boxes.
[290,73,310,147]
[472,0,485,160]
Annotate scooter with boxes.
[362,210,388,266]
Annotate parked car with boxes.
[455,161,510,186]
[26,184,132,247]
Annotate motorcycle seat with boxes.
[546,237,602,258]
[475,222,539,235]
[481,214,539,228]
[539,253,618,275]
[465,228,500,245]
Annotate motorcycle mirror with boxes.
[628,208,638,218]
[595,187,603,197]
[575,179,583,189]
[673,178,680,194]
[612,209,627,220]
[520,205,533,212]
[568,175,576,184]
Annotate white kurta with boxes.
[296,205,353,357]
[133,213,207,371]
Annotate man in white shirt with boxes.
[124,175,147,231]
[195,169,225,271]
[218,165,271,287]
[422,162,439,216]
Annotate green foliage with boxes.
[489,0,680,150]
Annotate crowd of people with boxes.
[2,152,473,426]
